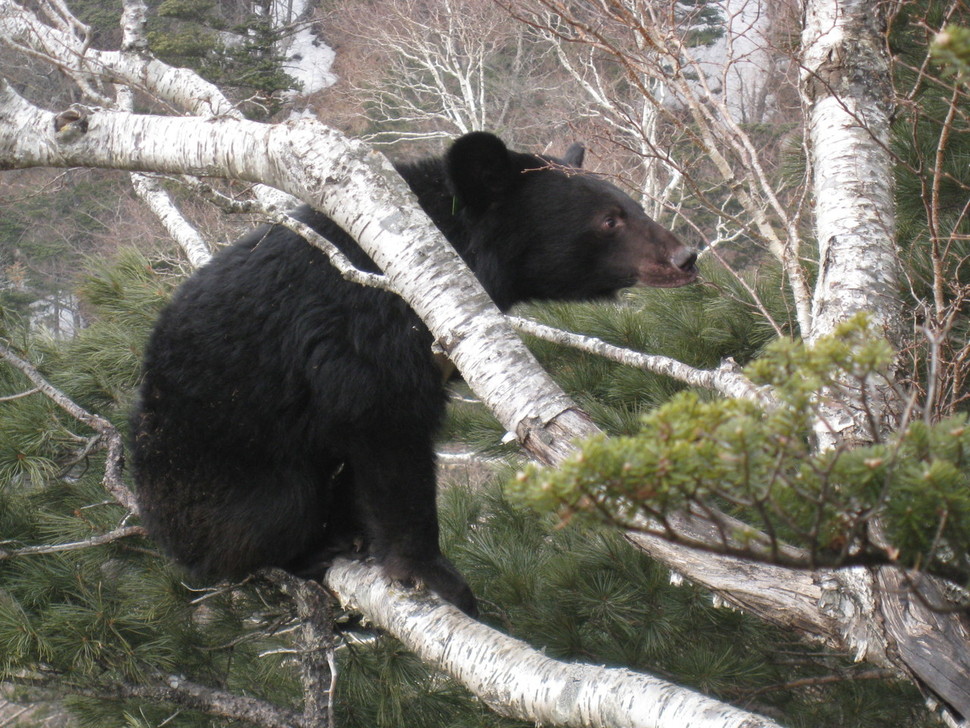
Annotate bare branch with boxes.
[0,339,136,511]
[508,314,775,405]
[0,386,40,402]
[0,525,145,561]
[12,674,302,728]
[264,571,336,728]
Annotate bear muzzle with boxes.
[636,246,699,288]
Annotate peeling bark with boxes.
[627,481,970,722]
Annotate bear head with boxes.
[445,131,698,309]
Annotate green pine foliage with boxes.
[336,635,514,728]
[676,0,727,48]
[312,478,933,728]
[890,5,970,416]
[66,0,124,46]
[512,315,970,588]
[932,24,970,80]
[445,482,930,728]
[42,250,182,415]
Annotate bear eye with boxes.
[601,212,623,232]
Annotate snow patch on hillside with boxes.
[276,0,336,95]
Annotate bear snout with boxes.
[671,247,698,274]
[634,245,700,287]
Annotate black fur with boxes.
[130,132,697,615]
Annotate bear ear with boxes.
[446,132,517,213]
[562,142,585,169]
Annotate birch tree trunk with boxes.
[801,0,903,448]
[797,2,970,721]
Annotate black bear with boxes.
[130,132,697,616]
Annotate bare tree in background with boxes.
[510,0,814,332]
[324,0,559,148]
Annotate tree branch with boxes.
[324,558,784,728]
[0,525,144,561]
[508,315,775,406]
[264,571,336,728]
[0,340,135,511]
[12,674,302,728]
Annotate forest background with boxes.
[1,0,970,727]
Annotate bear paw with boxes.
[382,553,478,617]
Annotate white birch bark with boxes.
[0,0,294,212]
[128,173,212,267]
[800,0,903,449]
[0,0,233,116]
[116,1,212,269]
[508,315,776,406]
[326,558,783,728]
[784,4,970,719]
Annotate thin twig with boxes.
[0,340,136,511]
[0,386,41,402]
[0,525,145,561]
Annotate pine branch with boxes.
[738,669,896,701]
[0,340,136,512]
[0,341,105,430]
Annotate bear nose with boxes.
[671,248,698,272]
